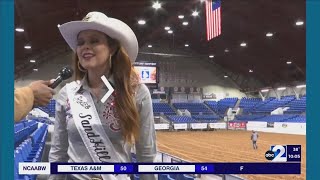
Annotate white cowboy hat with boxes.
[58,11,138,62]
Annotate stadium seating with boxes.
[216,98,238,115]
[252,96,295,113]
[134,174,140,180]
[284,115,306,123]
[14,122,48,180]
[285,96,306,114]
[153,103,176,116]
[239,97,263,114]
[181,174,195,180]
[204,98,237,116]
[238,96,305,115]
[172,103,212,115]
[38,99,56,117]
[235,115,266,121]
[255,115,298,122]
[192,115,221,122]
[14,120,38,148]
[204,101,218,113]
[158,174,195,180]
[167,115,196,123]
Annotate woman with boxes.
[49,12,157,180]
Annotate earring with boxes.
[78,61,87,72]
[109,54,112,69]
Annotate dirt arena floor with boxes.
[156,130,306,180]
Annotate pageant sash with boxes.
[66,82,129,180]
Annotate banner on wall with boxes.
[267,122,274,128]
[152,87,169,94]
[228,122,246,130]
[203,93,216,99]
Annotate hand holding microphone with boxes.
[30,66,73,106]
[29,80,55,107]
[49,66,74,89]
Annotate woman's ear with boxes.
[111,47,120,57]
[109,45,119,57]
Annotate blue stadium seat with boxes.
[205,98,237,116]
[134,174,140,180]
[153,103,176,115]
[38,99,56,117]
[159,174,169,180]
[252,96,295,113]
[173,103,213,115]
[180,174,195,180]
[167,115,196,123]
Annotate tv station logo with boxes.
[265,145,287,162]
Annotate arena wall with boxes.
[246,121,306,135]
[155,122,306,135]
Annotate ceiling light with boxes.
[138,20,146,25]
[168,30,173,34]
[178,15,184,19]
[249,69,253,73]
[33,68,38,72]
[29,60,36,63]
[192,11,199,17]
[57,24,61,27]
[24,45,31,49]
[164,26,170,30]
[224,75,228,78]
[152,2,161,9]
[277,87,286,91]
[200,0,206,2]
[15,28,24,32]
[296,21,304,26]
[224,49,229,53]
[185,44,189,47]
[209,55,214,58]
[148,45,152,48]
[296,84,306,88]
[287,61,292,64]
[261,89,269,92]
[266,33,273,37]
[240,42,247,47]
[182,22,189,26]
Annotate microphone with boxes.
[49,66,73,89]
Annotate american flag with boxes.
[205,0,221,41]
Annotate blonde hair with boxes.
[73,36,140,144]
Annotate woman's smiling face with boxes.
[76,30,112,70]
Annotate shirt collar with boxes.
[76,73,115,93]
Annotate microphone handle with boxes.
[49,77,63,89]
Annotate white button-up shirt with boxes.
[49,75,157,180]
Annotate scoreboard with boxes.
[19,162,300,175]
[19,144,301,175]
